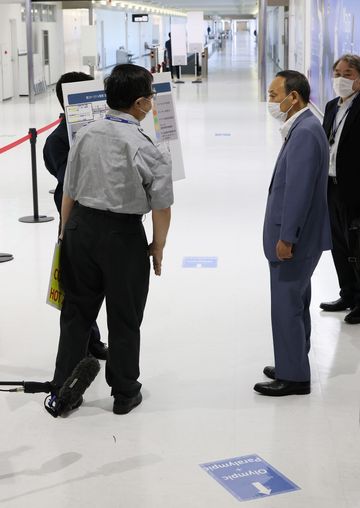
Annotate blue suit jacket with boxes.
[263,109,332,262]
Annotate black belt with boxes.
[329,176,338,184]
[76,203,143,221]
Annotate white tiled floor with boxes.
[0,33,360,508]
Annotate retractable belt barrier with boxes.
[0,117,61,263]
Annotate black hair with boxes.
[333,54,360,74]
[104,64,153,110]
[276,70,311,103]
[168,32,171,38]
[56,72,94,110]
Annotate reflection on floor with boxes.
[0,32,359,508]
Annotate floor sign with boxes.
[200,454,300,502]
[182,256,218,268]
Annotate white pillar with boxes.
[258,0,268,101]
[25,0,35,104]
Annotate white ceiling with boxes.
[140,0,259,17]
[0,0,259,18]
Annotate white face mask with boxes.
[138,106,149,115]
[137,97,152,116]
[267,93,294,122]
[332,76,357,98]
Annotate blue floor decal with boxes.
[200,454,300,502]
[182,256,218,268]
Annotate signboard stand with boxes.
[174,66,185,84]
[192,53,202,84]
[187,11,204,85]
[171,24,187,84]
[142,72,185,181]
[62,73,185,182]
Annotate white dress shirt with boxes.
[279,106,310,142]
[329,93,358,177]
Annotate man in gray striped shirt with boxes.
[49,64,173,416]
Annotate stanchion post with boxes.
[30,128,39,220]
[174,65,185,84]
[192,52,202,84]
[19,128,54,224]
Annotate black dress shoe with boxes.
[263,366,276,380]
[254,380,310,396]
[320,297,354,312]
[113,392,142,415]
[344,305,360,324]
[88,341,108,360]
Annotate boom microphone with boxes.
[0,381,53,393]
[45,356,101,418]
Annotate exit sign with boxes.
[132,14,149,22]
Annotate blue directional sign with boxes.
[182,256,218,268]
[200,454,300,502]
[68,91,106,104]
[153,82,172,94]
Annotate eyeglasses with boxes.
[137,90,157,103]
[146,88,157,98]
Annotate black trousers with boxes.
[56,195,103,349]
[53,204,150,398]
[328,179,360,304]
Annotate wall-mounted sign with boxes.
[132,14,149,22]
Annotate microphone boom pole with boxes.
[0,381,53,393]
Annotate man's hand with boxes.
[276,240,293,260]
[150,207,171,276]
[149,243,164,276]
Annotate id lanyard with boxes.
[105,115,139,125]
[329,102,353,145]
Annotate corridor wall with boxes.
[289,0,360,112]
[267,6,285,70]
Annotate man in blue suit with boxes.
[254,71,332,396]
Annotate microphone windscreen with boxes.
[57,357,100,415]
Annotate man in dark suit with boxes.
[43,72,108,360]
[319,54,360,324]
[165,33,179,80]
[254,71,332,396]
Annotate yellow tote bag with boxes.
[46,242,64,310]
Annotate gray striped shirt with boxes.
[64,110,174,214]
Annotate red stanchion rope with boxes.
[0,134,31,154]
[36,118,62,136]
[0,118,61,155]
